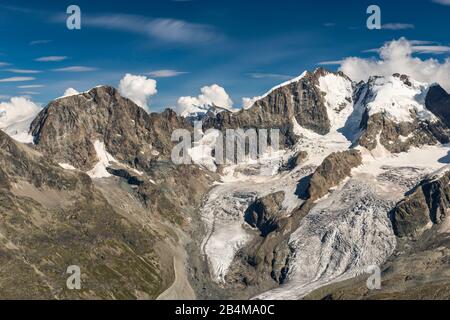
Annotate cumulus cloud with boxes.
[176,84,233,114]
[63,88,80,97]
[339,38,450,92]
[242,97,259,110]
[0,97,40,126]
[118,74,157,111]
[0,96,41,143]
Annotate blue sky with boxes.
[0,0,449,111]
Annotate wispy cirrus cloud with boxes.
[18,84,45,88]
[0,62,11,67]
[35,56,68,62]
[411,45,450,54]
[19,91,40,95]
[148,69,188,78]
[62,14,221,45]
[6,69,42,74]
[432,0,450,5]
[52,66,97,72]
[247,73,293,80]
[29,40,52,45]
[317,60,344,66]
[0,76,35,83]
[364,42,450,55]
[381,23,415,30]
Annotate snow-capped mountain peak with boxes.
[362,74,436,123]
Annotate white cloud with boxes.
[80,14,220,44]
[317,60,344,66]
[52,66,97,72]
[177,84,233,115]
[364,43,450,55]
[381,23,415,30]
[18,84,45,89]
[148,69,187,78]
[35,56,68,62]
[0,62,10,67]
[432,0,450,5]
[0,96,41,143]
[247,73,292,80]
[242,97,259,110]
[118,74,157,111]
[410,45,450,54]
[63,88,80,97]
[339,38,450,92]
[20,91,40,95]
[6,69,41,74]
[0,77,35,83]
[29,40,52,45]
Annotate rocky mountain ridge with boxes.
[0,68,449,300]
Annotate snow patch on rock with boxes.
[87,140,118,178]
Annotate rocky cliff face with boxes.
[203,68,349,146]
[307,150,362,201]
[30,86,191,171]
[391,170,450,238]
[426,84,450,128]
[245,191,285,237]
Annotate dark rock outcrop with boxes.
[426,84,450,128]
[106,166,144,186]
[307,150,362,201]
[245,191,285,237]
[391,171,450,238]
[281,151,308,171]
[358,112,449,153]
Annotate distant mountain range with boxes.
[0,68,449,299]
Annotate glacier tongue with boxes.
[256,179,397,300]
[201,158,311,283]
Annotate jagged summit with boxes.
[30,84,189,172]
[180,103,232,122]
